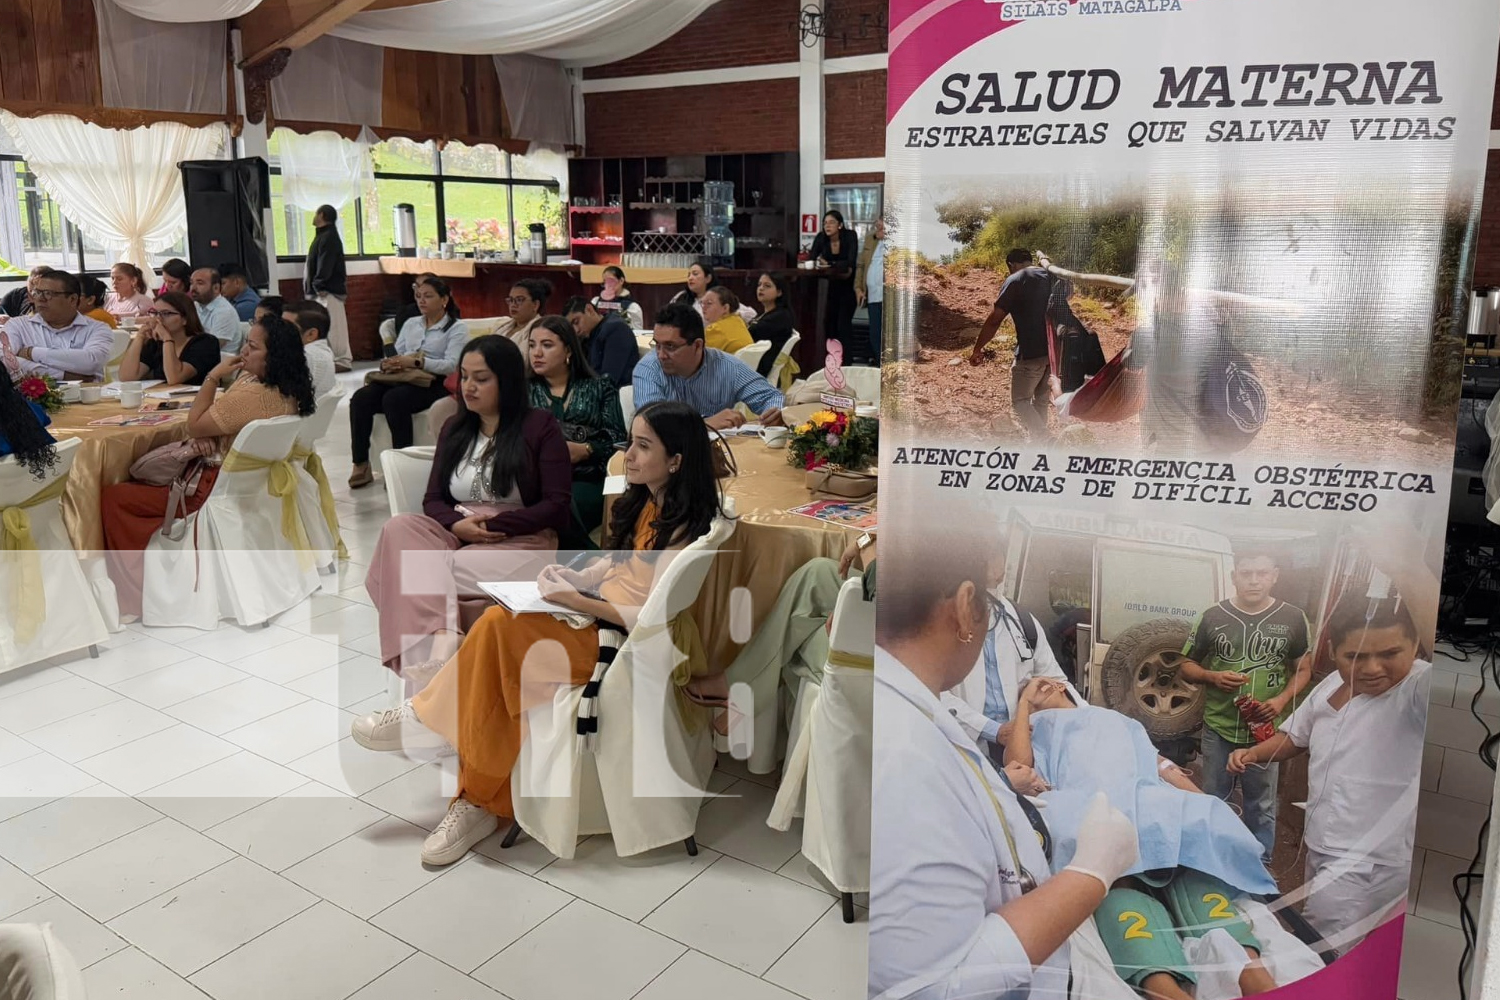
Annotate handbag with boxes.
[129,439,202,486]
[709,429,737,479]
[365,351,437,388]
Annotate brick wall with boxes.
[823,0,890,58]
[825,70,886,160]
[585,78,800,157]
[584,0,800,79]
[825,172,885,184]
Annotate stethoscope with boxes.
[952,745,1050,894]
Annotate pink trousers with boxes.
[365,513,556,672]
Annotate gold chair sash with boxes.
[289,443,348,561]
[1,476,69,645]
[218,449,314,569]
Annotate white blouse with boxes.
[449,431,521,505]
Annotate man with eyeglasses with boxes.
[632,302,784,432]
[3,269,113,381]
[0,265,52,319]
[942,546,1078,764]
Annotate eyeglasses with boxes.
[651,340,692,355]
[29,290,72,302]
[506,296,532,307]
[148,309,180,318]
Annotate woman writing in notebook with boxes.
[351,399,730,866]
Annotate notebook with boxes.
[477,581,577,615]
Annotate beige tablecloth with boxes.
[49,403,190,551]
[609,435,868,669]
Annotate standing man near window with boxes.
[306,204,351,373]
[854,218,887,365]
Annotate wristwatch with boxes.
[857,531,875,551]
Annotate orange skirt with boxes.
[411,604,600,819]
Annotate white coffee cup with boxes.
[761,425,790,448]
[61,384,80,403]
[80,383,102,404]
[119,381,143,408]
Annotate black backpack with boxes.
[1045,274,1107,393]
[1199,330,1267,451]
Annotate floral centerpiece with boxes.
[788,409,879,497]
[17,374,66,414]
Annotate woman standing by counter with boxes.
[808,210,859,357]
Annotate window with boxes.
[0,156,186,282]
[267,136,565,261]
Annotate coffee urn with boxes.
[528,223,547,263]
[393,204,417,257]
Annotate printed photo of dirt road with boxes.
[883,181,1471,465]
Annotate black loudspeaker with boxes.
[178,157,271,289]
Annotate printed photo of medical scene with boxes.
[870,504,1433,998]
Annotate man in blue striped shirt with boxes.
[633,302,785,432]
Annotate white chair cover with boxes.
[512,504,738,859]
[768,576,874,894]
[103,329,132,382]
[0,439,108,674]
[141,415,322,628]
[618,385,635,429]
[734,342,773,373]
[368,408,439,461]
[0,922,87,1000]
[770,331,801,387]
[293,391,344,569]
[379,446,435,517]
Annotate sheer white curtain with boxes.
[330,0,721,64]
[493,55,578,147]
[273,127,375,213]
[93,0,229,113]
[0,113,226,271]
[270,34,385,126]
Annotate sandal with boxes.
[348,463,374,489]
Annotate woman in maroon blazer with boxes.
[366,335,572,675]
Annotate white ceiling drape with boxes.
[492,55,577,147]
[93,0,228,115]
[0,113,227,271]
[105,0,260,21]
[271,34,385,126]
[329,0,721,65]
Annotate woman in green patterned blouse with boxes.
[527,316,627,549]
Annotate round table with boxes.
[48,402,190,552]
[610,433,872,668]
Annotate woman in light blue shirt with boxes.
[348,274,470,488]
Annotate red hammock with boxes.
[1064,340,1148,423]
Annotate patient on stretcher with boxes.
[1007,678,1280,999]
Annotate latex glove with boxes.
[1063,792,1138,890]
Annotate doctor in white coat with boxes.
[943,549,1080,751]
[870,529,1140,999]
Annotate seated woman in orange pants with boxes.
[103,316,316,617]
[350,399,727,865]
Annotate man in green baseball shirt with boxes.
[1179,551,1312,862]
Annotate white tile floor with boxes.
[1,370,1488,999]
[0,375,866,1000]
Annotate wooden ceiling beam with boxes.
[238,0,397,67]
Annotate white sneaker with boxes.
[350,701,449,753]
[421,798,498,866]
